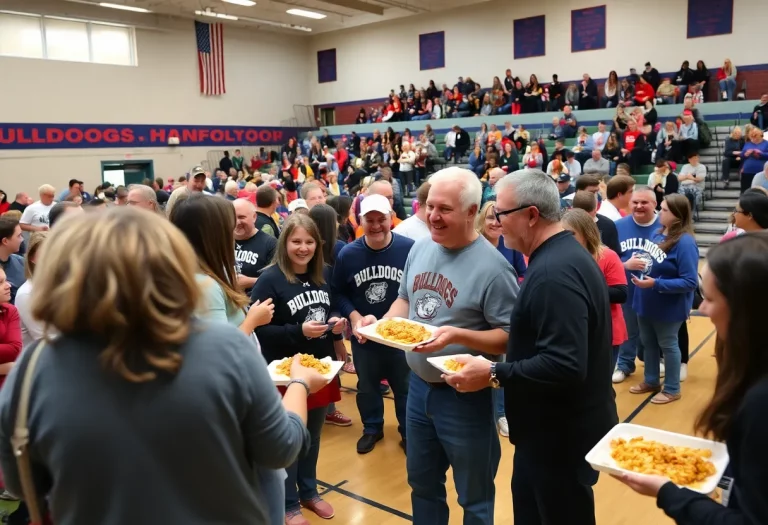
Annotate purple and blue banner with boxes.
[0,123,293,150]
[317,48,337,83]
[419,31,445,70]
[571,5,606,52]
[513,15,546,60]
[687,0,733,38]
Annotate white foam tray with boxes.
[585,423,729,494]
[267,356,345,386]
[427,354,491,375]
[355,317,436,352]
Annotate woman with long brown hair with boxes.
[617,232,768,524]
[251,213,345,525]
[561,209,627,370]
[629,194,699,404]
[0,207,327,525]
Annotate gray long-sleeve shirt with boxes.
[0,322,309,525]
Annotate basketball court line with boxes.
[316,478,413,521]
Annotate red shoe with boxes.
[301,497,335,519]
[342,362,356,374]
[325,410,352,427]
[285,509,310,525]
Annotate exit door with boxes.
[320,108,335,126]
[101,160,155,187]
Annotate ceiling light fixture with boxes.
[222,0,257,6]
[195,10,239,20]
[98,2,151,13]
[239,15,312,31]
[286,8,326,19]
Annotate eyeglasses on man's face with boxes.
[493,204,532,223]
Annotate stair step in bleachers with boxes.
[695,232,725,248]
[703,199,738,211]
[694,221,729,235]
[698,209,733,222]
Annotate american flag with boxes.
[195,21,225,96]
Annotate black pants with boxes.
[722,156,741,181]
[512,447,596,525]
[741,172,757,194]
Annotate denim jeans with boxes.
[407,373,500,525]
[352,344,410,438]
[444,146,455,161]
[616,302,643,374]
[637,317,683,395]
[719,78,736,101]
[493,388,505,419]
[677,85,688,103]
[285,406,326,512]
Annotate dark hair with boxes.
[606,175,636,200]
[87,198,106,208]
[738,191,768,229]
[169,193,248,311]
[309,204,339,266]
[49,201,79,228]
[696,232,768,440]
[256,184,278,208]
[0,217,19,240]
[575,175,601,191]
[658,194,694,253]
[416,181,431,206]
[0,191,6,205]
[572,190,597,213]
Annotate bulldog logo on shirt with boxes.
[365,282,388,304]
[415,293,441,321]
[636,252,654,276]
[304,306,326,324]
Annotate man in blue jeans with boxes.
[613,187,662,383]
[358,168,518,525]
[332,194,415,454]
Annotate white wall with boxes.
[308,0,762,105]
[0,2,310,197]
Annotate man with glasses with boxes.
[445,169,617,525]
[357,167,518,525]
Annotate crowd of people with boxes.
[354,58,745,124]
[0,154,763,525]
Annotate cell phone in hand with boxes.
[324,320,338,334]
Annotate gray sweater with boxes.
[0,322,309,525]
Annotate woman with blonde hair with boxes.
[561,208,627,369]
[0,207,327,525]
[721,126,744,187]
[251,213,345,525]
[717,58,738,101]
[14,231,48,348]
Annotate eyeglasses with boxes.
[732,209,747,216]
[493,204,532,222]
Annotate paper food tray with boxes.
[267,356,345,386]
[427,354,491,375]
[585,423,729,494]
[355,317,436,352]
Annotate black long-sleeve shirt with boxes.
[656,378,768,524]
[596,214,621,255]
[497,231,618,457]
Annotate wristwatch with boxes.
[287,379,311,397]
[489,362,501,389]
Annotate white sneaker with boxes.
[680,363,688,382]
[497,417,509,438]
[660,362,666,378]
[612,369,627,383]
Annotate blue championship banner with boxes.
[0,123,295,150]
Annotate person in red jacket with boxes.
[0,267,21,388]
[634,76,656,105]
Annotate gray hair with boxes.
[224,180,239,195]
[427,166,482,211]
[495,169,561,221]
[127,184,157,204]
[634,185,657,197]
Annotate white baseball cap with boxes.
[288,199,308,213]
[360,194,392,216]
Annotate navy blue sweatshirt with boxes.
[331,233,414,350]
[251,265,336,364]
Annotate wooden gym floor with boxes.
[309,314,717,525]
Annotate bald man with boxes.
[354,180,403,238]
[233,198,277,295]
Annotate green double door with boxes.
[101,160,154,187]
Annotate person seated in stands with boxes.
[551,139,571,161]
[750,161,768,191]
[509,78,525,114]
[498,140,519,173]
[564,151,582,179]
[523,74,543,113]
[452,125,470,164]
[482,156,499,182]
[523,143,543,170]
[356,108,368,124]
[490,77,508,115]
[549,117,564,140]
[547,73,563,111]
[592,121,610,154]
[642,62,661,90]
[670,110,700,163]
[717,58,738,101]
[750,92,768,131]
[468,145,485,177]
[656,78,677,105]
[547,156,569,179]
[656,121,678,161]
[633,76,655,106]
[618,78,634,107]
[673,60,695,102]
[412,92,432,121]
[443,127,457,162]
[692,60,710,101]
[430,96,443,120]
[643,100,658,129]
[722,126,745,189]
[584,148,610,177]
[573,126,595,166]
[678,152,707,220]
[488,123,502,146]
[480,94,494,116]
[650,158,679,210]
[564,83,579,109]
[579,73,599,109]
[561,105,578,138]
[616,118,644,170]
[554,172,574,198]
[501,121,515,139]
[602,71,619,108]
